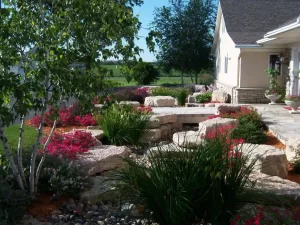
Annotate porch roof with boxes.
[257,16,300,45]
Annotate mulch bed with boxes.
[27,193,69,219]
[264,131,286,150]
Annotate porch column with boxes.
[289,48,299,95]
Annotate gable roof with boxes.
[220,0,300,44]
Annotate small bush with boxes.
[151,87,174,96]
[0,180,29,225]
[292,159,300,174]
[44,131,97,159]
[40,160,87,197]
[113,129,257,225]
[100,104,151,146]
[173,88,188,106]
[131,61,160,85]
[231,123,267,144]
[221,106,264,129]
[196,92,212,103]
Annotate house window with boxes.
[269,54,281,71]
[224,55,228,74]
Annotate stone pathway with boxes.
[253,104,300,144]
[152,107,215,115]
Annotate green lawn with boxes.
[108,76,193,86]
[0,124,38,155]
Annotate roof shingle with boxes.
[220,0,300,44]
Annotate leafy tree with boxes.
[131,61,160,85]
[0,0,143,196]
[151,0,216,84]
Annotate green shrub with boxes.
[195,92,212,103]
[292,159,300,174]
[151,87,174,96]
[39,160,87,197]
[100,104,151,146]
[231,123,268,144]
[112,136,258,225]
[173,88,188,106]
[0,180,29,225]
[131,61,160,85]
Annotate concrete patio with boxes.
[153,104,300,145]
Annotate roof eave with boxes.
[235,44,262,48]
[264,16,300,38]
[210,2,222,56]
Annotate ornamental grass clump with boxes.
[112,126,258,225]
[100,104,151,146]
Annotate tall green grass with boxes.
[100,104,151,146]
[112,137,260,225]
[151,87,188,106]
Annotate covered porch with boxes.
[257,16,300,95]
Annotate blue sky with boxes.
[134,0,169,62]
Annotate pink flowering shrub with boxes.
[136,105,153,113]
[134,87,149,98]
[79,114,97,126]
[43,131,96,159]
[30,105,97,127]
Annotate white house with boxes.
[211,0,300,103]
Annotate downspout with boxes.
[231,52,241,104]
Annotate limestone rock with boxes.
[147,117,160,129]
[147,143,184,154]
[205,103,215,107]
[211,90,229,103]
[216,104,241,115]
[119,101,140,106]
[286,137,300,161]
[173,131,203,147]
[80,176,118,203]
[198,117,238,137]
[144,96,176,107]
[239,144,288,179]
[153,114,177,125]
[141,129,161,142]
[249,172,300,204]
[160,124,172,138]
[76,144,131,176]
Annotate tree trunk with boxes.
[17,116,28,188]
[195,73,198,84]
[0,119,24,190]
[29,75,49,196]
[181,71,184,85]
[35,119,57,193]
[190,73,194,84]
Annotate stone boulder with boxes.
[119,101,140,106]
[80,176,118,203]
[153,114,177,125]
[205,103,215,107]
[147,143,184,155]
[211,90,229,103]
[216,104,241,115]
[286,137,300,161]
[144,96,176,107]
[141,129,161,142]
[249,172,300,204]
[198,117,238,137]
[239,144,288,179]
[76,144,131,176]
[173,131,203,147]
[147,117,161,129]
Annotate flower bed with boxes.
[42,131,97,159]
[29,104,97,128]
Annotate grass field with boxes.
[0,124,38,155]
[107,76,193,86]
